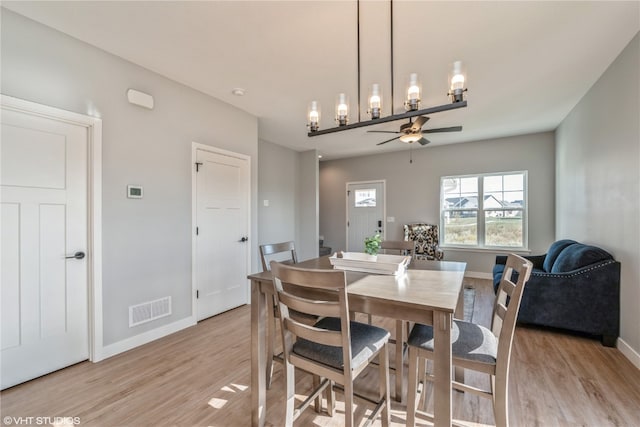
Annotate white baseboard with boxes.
[94,315,196,362]
[464,271,493,280]
[617,337,640,370]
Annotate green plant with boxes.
[364,234,382,255]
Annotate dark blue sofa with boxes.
[493,240,620,346]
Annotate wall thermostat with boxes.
[127,185,143,199]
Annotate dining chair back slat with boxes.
[278,292,341,319]
[284,319,344,348]
[260,241,298,271]
[380,240,414,255]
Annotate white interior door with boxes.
[347,181,385,252]
[1,107,89,390]
[195,148,249,321]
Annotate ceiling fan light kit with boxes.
[306,0,468,142]
[399,133,422,144]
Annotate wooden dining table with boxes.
[249,255,466,427]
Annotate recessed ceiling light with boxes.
[231,88,245,96]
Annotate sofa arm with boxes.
[517,259,620,341]
[524,254,546,270]
[495,255,508,265]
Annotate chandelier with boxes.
[306,1,468,138]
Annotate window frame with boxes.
[440,171,528,251]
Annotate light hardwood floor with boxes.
[2,279,639,426]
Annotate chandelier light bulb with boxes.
[308,101,320,132]
[368,83,382,119]
[405,73,421,111]
[336,93,349,126]
[449,61,467,103]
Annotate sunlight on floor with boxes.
[208,382,249,409]
[207,397,227,409]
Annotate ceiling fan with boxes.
[368,116,462,146]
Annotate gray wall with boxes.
[258,140,297,247]
[556,33,639,354]
[1,10,259,346]
[319,132,556,274]
[296,150,320,261]
[257,142,319,264]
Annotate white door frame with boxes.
[1,95,104,362]
[345,179,386,251]
[191,142,252,317]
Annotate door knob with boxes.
[65,251,85,260]
[238,236,248,243]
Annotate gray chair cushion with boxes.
[408,319,497,364]
[293,317,390,370]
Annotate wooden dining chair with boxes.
[260,241,298,271]
[380,239,415,256]
[406,253,533,427]
[270,261,391,427]
[259,241,299,389]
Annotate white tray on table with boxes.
[329,252,411,276]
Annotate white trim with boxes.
[442,246,532,254]
[191,142,252,319]
[100,316,196,360]
[464,271,493,280]
[345,179,387,251]
[617,338,640,370]
[0,95,104,362]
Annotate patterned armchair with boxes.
[403,223,444,261]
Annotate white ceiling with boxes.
[4,1,639,160]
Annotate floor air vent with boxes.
[129,296,172,327]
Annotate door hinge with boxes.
[196,290,199,299]
[347,221,350,227]
[195,162,203,172]
[196,226,199,235]
[347,190,351,196]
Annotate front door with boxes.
[346,181,385,252]
[194,147,249,321]
[1,105,89,389]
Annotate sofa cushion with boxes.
[492,264,505,289]
[551,244,613,273]
[543,239,577,272]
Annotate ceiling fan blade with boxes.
[418,137,431,146]
[423,126,463,134]
[367,130,401,134]
[411,116,430,132]
[376,136,401,145]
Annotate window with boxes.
[354,189,376,207]
[440,172,527,249]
